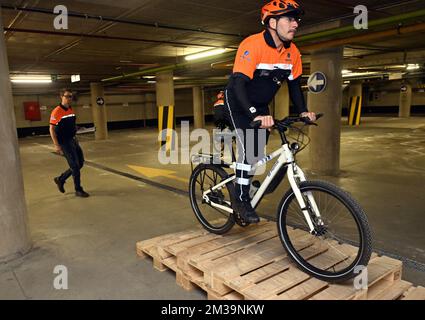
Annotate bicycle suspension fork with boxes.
[286,158,324,234]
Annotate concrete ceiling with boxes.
[2,0,425,94]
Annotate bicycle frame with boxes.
[200,141,323,233]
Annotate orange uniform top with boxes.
[50,104,77,144]
[233,30,302,81]
[214,99,225,108]
[225,29,304,118]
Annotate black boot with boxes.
[75,189,90,198]
[234,200,260,224]
[54,177,65,193]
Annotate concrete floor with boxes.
[0,116,424,299]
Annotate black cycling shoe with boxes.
[75,189,90,198]
[234,200,260,224]
[54,177,65,193]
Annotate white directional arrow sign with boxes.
[308,72,327,94]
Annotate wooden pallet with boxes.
[136,221,423,300]
[400,286,425,300]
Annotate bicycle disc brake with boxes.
[303,196,327,236]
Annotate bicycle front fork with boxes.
[287,164,324,234]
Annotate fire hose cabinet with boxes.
[24,101,41,121]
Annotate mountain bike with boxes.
[189,114,372,282]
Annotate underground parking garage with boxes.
[0,0,425,304]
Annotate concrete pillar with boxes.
[193,86,205,129]
[399,83,412,118]
[90,83,108,140]
[307,47,343,175]
[274,82,290,120]
[155,70,174,107]
[349,81,363,99]
[0,8,31,262]
[347,81,363,125]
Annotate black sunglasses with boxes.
[281,16,302,23]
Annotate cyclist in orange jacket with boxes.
[224,0,316,223]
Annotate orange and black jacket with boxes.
[226,29,307,120]
[214,99,225,108]
[50,104,77,144]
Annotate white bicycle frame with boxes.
[198,143,323,233]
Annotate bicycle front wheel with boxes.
[189,164,235,234]
[277,180,372,282]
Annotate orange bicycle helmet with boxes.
[261,0,304,25]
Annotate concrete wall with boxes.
[14,81,423,130]
[342,81,425,113]
[13,93,147,129]
[13,88,215,129]
[363,81,425,108]
[366,89,425,107]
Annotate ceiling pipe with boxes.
[101,51,237,82]
[344,49,425,69]
[214,26,425,68]
[301,22,425,52]
[102,20,425,82]
[3,27,234,49]
[299,0,422,32]
[0,5,245,38]
[101,9,425,82]
[5,5,424,83]
[296,8,425,43]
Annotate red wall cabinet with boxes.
[24,101,41,121]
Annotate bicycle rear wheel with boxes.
[277,180,372,282]
[189,164,235,234]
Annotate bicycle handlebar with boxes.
[250,113,324,130]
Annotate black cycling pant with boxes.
[223,91,270,202]
[58,138,85,192]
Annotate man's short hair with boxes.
[60,88,73,96]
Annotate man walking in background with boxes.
[50,88,89,198]
[213,90,229,130]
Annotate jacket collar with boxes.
[263,29,277,48]
[60,103,71,110]
[263,28,292,50]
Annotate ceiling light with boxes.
[387,65,408,69]
[389,73,404,80]
[71,74,80,83]
[358,65,406,70]
[406,64,420,70]
[342,71,380,78]
[342,70,352,75]
[12,79,52,84]
[143,76,156,79]
[10,75,52,84]
[185,48,226,61]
